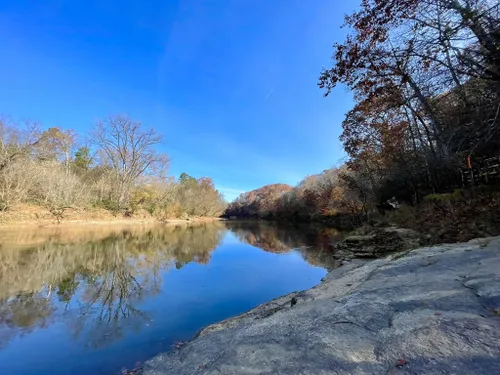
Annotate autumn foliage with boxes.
[225,184,293,218]
[226,0,500,225]
[225,169,369,224]
[319,0,500,204]
[0,115,227,221]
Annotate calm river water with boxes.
[0,221,345,375]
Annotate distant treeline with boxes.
[226,0,500,227]
[0,114,227,220]
[224,171,365,224]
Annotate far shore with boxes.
[0,216,223,229]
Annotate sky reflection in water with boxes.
[0,221,344,375]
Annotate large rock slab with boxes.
[143,237,500,375]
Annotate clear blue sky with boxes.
[0,0,356,201]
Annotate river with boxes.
[0,221,345,375]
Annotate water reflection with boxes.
[0,221,342,374]
[0,223,226,349]
[227,220,344,267]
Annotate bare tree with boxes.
[91,115,169,210]
[0,159,38,211]
[0,118,42,210]
[0,117,41,173]
[0,114,225,219]
[31,161,90,222]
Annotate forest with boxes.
[0,114,227,222]
[225,0,500,241]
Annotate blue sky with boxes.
[0,0,356,201]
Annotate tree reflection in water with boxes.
[0,292,54,349]
[226,220,345,268]
[0,223,226,348]
[0,221,341,350]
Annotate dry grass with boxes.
[0,203,222,228]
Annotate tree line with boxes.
[0,114,227,220]
[224,168,368,223]
[226,0,500,228]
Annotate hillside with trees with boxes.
[226,0,500,241]
[224,184,293,218]
[0,114,227,223]
[225,169,367,224]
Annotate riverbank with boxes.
[0,204,222,228]
[142,235,500,375]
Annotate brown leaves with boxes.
[225,184,293,218]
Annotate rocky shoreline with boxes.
[332,226,422,264]
[140,234,500,375]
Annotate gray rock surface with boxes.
[143,237,500,375]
